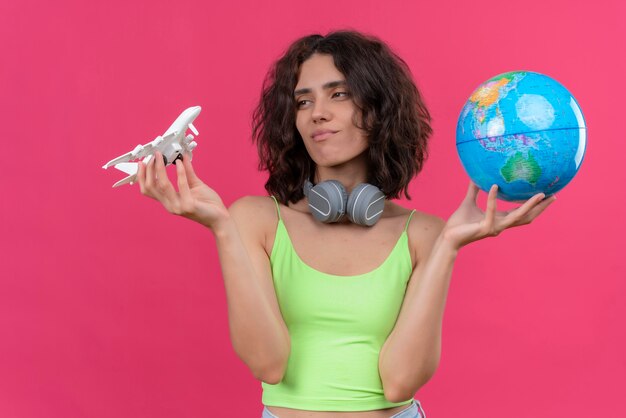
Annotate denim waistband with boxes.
[261,400,425,418]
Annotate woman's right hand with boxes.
[136,151,230,231]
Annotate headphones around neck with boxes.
[303,180,385,226]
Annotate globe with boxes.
[456,71,587,202]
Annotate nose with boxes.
[311,98,331,123]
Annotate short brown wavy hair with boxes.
[252,30,432,205]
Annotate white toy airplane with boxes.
[102,106,202,187]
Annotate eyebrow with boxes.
[294,80,347,96]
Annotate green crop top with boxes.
[262,196,415,411]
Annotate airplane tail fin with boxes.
[112,174,138,188]
[111,163,139,187]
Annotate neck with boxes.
[313,155,369,194]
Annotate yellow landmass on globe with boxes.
[470,78,511,108]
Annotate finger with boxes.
[154,151,166,182]
[464,181,480,203]
[176,159,192,201]
[137,161,148,196]
[154,151,177,201]
[502,191,547,228]
[521,194,556,223]
[519,192,547,215]
[144,155,156,192]
[182,153,201,186]
[485,184,498,229]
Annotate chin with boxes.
[308,145,368,167]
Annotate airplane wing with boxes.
[102,132,176,169]
[114,162,139,175]
[102,143,155,169]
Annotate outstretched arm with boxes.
[379,182,556,402]
[137,152,290,384]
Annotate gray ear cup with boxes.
[346,183,385,226]
[303,180,348,223]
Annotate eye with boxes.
[296,98,311,108]
[332,91,350,99]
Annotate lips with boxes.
[312,129,338,141]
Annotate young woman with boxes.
[136,31,555,418]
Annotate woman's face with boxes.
[294,53,368,169]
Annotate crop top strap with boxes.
[404,209,416,232]
[269,195,282,221]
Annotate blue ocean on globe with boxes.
[456,71,587,201]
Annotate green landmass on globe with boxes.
[500,152,541,185]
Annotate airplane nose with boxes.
[183,106,202,118]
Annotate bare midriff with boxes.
[266,404,410,418]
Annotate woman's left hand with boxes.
[442,181,557,250]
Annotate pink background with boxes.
[1,0,624,416]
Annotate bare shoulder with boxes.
[229,195,277,218]
[405,209,446,263]
[228,195,279,249]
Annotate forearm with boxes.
[213,219,290,383]
[379,233,458,400]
